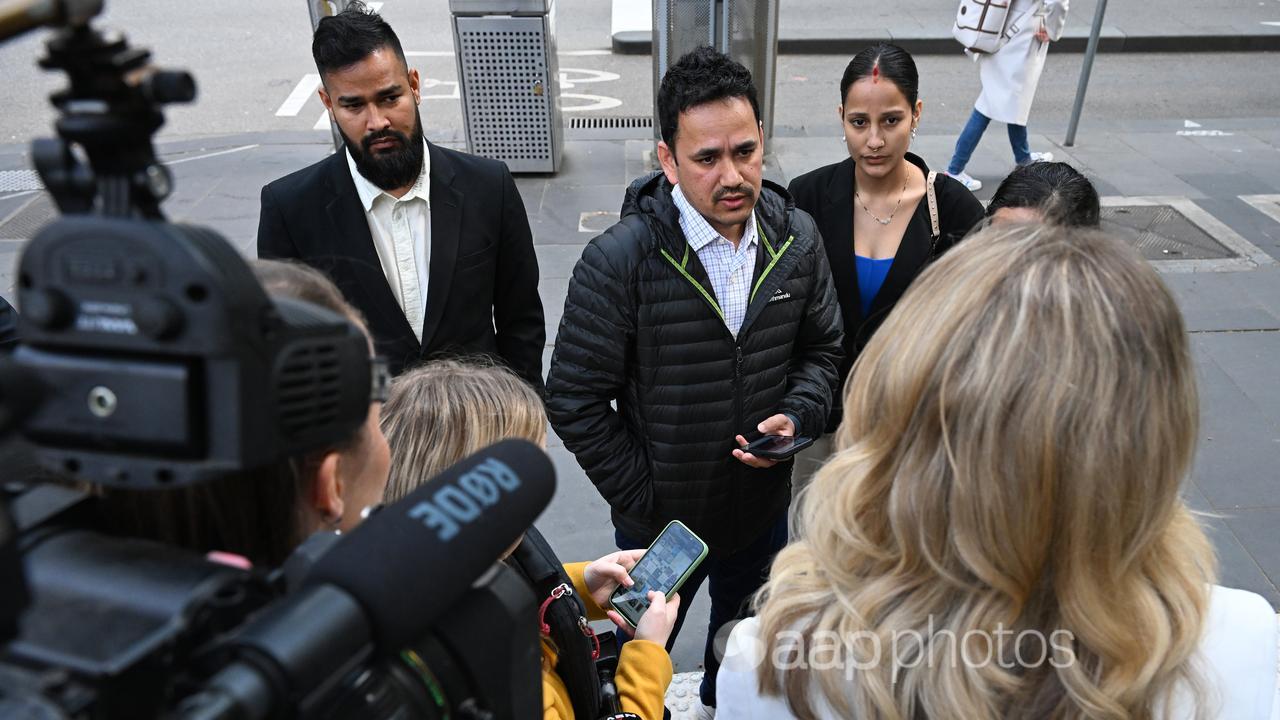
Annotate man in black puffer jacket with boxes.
[546,47,842,713]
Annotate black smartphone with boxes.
[609,520,708,628]
[742,434,814,460]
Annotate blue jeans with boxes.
[948,108,1031,174]
[615,512,789,708]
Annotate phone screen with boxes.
[611,521,707,627]
[752,435,796,453]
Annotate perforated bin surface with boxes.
[655,0,715,51]
[455,15,561,173]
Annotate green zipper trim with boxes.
[660,246,725,321]
[757,218,780,261]
[750,234,795,304]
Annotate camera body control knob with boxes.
[23,288,74,330]
[134,296,183,340]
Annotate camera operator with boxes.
[379,360,678,719]
[98,260,391,567]
[4,7,552,716]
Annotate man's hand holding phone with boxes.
[734,413,801,468]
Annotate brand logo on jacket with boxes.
[768,290,792,304]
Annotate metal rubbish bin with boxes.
[652,0,779,141]
[450,0,564,173]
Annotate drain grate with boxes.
[568,116,652,130]
[0,170,43,193]
[0,193,57,240]
[1102,205,1237,261]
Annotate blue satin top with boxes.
[855,255,894,317]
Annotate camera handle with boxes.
[591,630,643,720]
[596,670,635,719]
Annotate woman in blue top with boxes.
[789,43,984,432]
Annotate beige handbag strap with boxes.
[926,171,941,253]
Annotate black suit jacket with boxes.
[256,142,545,391]
[789,153,984,428]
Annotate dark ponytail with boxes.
[987,162,1102,227]
[840,43,920,107]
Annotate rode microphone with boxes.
[303,437,556,650]
[181,439,555,720]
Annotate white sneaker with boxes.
[1024,151,1054,165]
[948,171,982,192]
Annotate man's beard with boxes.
[342,110,426,191]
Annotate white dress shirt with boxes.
[345,141,431,342]
[671,184,758,338]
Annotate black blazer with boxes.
[789,153,984,429]
[256,142,545,391]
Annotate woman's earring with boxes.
[911,126,918,141]
[325,510,343,534]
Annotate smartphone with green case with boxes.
[609,520,709,628]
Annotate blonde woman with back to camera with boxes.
[716,224,1279,718]
[379,359,678,719]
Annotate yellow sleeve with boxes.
[563,561,609,621]
[562,562,673,719]
[616,639,674,720]
[543,645,673,720]
[542,641,573,719]
[543,670,572,719]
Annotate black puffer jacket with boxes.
[546,173,843,554]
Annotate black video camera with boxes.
[0,3,547,718]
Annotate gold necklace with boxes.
[854,172,910,226]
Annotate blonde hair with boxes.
[753,224,1216,719]
[252,259,367,330]
[379,359,546,503]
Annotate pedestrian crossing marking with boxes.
[276,74,320,117]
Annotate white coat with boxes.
[974,0,1069,126]
[716,585,1280,719]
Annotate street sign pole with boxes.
[307,0,350,154]
[1064,0,1108,147]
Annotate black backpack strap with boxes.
[509,527,602,719]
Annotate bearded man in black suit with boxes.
[257,2,544,388]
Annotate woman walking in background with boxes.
[946,0,1069,191]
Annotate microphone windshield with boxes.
[303,439,555,650]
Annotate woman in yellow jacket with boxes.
[544,555,679,719]
[378,359,678,719]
